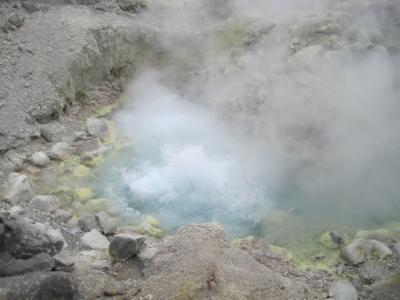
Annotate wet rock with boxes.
[328,280,358,300]
[29,195,61,213]
[80,229,109,250]
[95,212,117,235]
[78,213,98,231]
[53,252,75,272]
[117,0,147,14]
[0,272,78,300]
[0,253,55,277]
[49,142,73,160]
[86,117,108,138]
[320,230,350,249]
[52,209,73,223]
[1,215,64,258]
[109,234,145,262]
[30,151,50,167]
[5,173,35,204]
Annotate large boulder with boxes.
[138,224,320,299]
[0,272,78,300]
[108,234,145,262]
[0,214,64,259]
[0,253,55,277]
[4,173,35,204]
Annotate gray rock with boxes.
[78,213,98,231]
[80,229,109,250]
[357,260,387,284]
[0,253,55,277]
[370,274,400,300]
[2,15,25,33]
[40,123,66,142]
[49,142,73,160]
[21,2,39,14]
[328,280,358,300]
[4,150,25,171]
[109,234,145,262]
[394,242,400,254]
[341,238,368,265]
[341,238,392,265]
[8,206,25,216]
[8,15,25,28]
[81,145,112,161]
[86,117,108,138]
[368,240,392,259]
[117,0,147,13]
[52,209,73,223]
[95,212,117,235]
[29,195,61,212]
[30,151,50,167]
[73,131,87,142]
[53,252,75,272]
[5,173,35,204]
[66,216,79,229]
[0,214,64,258]
[0,272,78,300]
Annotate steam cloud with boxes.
[100,0,400,234]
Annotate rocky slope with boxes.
[1,0,400,299]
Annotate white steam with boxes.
[99,0,400,233]
[113,74,279,233]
